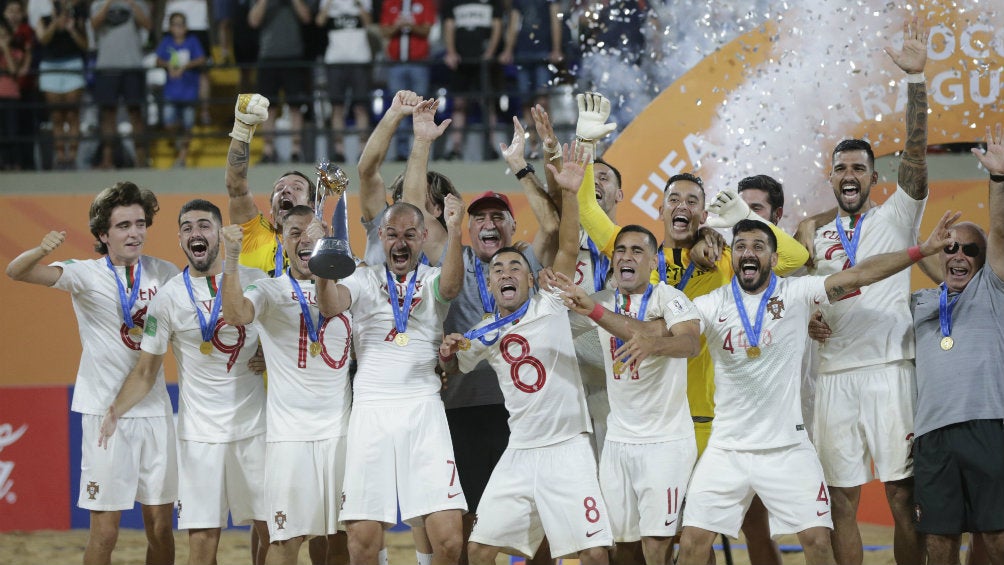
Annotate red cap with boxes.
[467,191,514,215]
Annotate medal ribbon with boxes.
[474,257,496,316]
[613,283,654,350]
[105,255,143,331]
[464,296,531,345]
[385,265,419,335]
[183,266,223,344]
[939,283,960,339]
[273,236,284,278]
[657,248,695,290]
[289,268,324,345]
[586,237,609,292]
[730,272,778,351]
[835,212,867,267]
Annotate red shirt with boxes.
[380,0,436,62]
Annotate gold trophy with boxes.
[308,161,356,280]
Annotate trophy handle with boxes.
[309,161,356,280]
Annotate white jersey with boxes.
[591,283,699,443]
[340,263,451,403]
[142,266,267,442]
[694,276,827,450]
[810,186,925,373]
[51,256,179,417]
[458,290,591,449]
[246,274,353,441]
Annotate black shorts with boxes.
[914,419,1004,535]
[92,69,146,108]
[326,64,371,104]
[445,403,509,513]
[256,60,311,105]
[449,62,502,99]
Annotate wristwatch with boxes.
[515,163,535,180]
[990,172,1004,183]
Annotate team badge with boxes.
[86,481,99,500]
[766,296,785,320]
[274,511,287,530]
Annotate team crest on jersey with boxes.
[766,296,784,320]
[144,315,158,336]
[274,511,287,529]
[86,481,99,500]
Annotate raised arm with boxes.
[437,194,466,300]
[885,16,930,200]
[402,98,452,260]
[824,210,957,302]
[531,104,561,208]
[500,117,560,266]
[358,90,421,222]
[226,94,270,224]
[97,351,165,448]
[548,144,589,278]
[973,123,1004,280]
[5,230,67,286]
[221,225,256,325]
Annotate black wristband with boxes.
[515,163,535,180]
[991,172,1004,183]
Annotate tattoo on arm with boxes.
[899,82,929,199]
[826,284,848,302]
[229,141,249,170]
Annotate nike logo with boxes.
[586,530,603,538]
[664,518,676,527]
[718,316,728,322]
[817,510,830,516]
[447,492,462,499]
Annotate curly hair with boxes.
[88,182,159,255]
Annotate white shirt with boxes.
[340,263,451,403]
[458,290,592,449]
[572,229,608,389]
[246,274,353,442]
[583,283,699,443]
[322,0,373,63]
[694,276,827,450]
[810,186,925,373]
[51,256,179,417]
[142,266,267,442]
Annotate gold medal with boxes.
[746,346,761,359]
[128,326,143,338]
[458,338,471,351]
[940,336,954,351]
[482,313,493,321]
[394,333,410,346]
[200,341,213,355]
[612,360,625,374]
[309,341,321,357]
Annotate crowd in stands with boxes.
[0,0,671,171]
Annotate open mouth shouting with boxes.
[189,237,209,259]
[390,245,412,270]
[945,259,972,289]
[478,228,503,251]
[839,181,862,209]
[738,257,762,287]
[617,263,639,286]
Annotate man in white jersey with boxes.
[5,182,179,565]
[315,197,467,565]
[797,17,931,565]
[673,214,957,565]
[553,224,701,565]
[439,146,613,565]
[220,205,354,565]
[97,199,270,565]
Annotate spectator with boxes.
[378,0,435,161]
[4,0,36,169]
[217,0,257,91]
[155,12,206,167]
[316,0,372,163]
[0,20,23,170]
[33,0,88,170]
[90,0,152,169]
[158,0,212,125]
[248,0,312,163]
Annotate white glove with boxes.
[704,189,755,228]
[230,93,270,143]
[575,92,617,141]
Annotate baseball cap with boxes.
[467,191,513,215]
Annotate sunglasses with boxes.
[944,242,981,258]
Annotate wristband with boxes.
[229,120,256,143]
[990,173,1004,183]
[515,163,535,180]
[905,73,925,84]
[438,351,456,363]
[907,245,924,262]
[588,303,604,322]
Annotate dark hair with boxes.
[737,174,784,211]
[832,139,875,169]
[664,173,705,199]
[594,158,622,188]
[281,205,316,236]
[168,11,186,25]
[89,182,159,255]
[177,199,222,226]
[489,246,532,270]
[383,201,425,229]
[274,171,317,205]
[615,224,659,253]
[389,170,460,227]
[732,219,778,253]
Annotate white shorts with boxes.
[78,414,177,511]
[812,360,915,486]
[471,434,614,559]
[341,398,467,526]
[177,434,266,529]
[600,437,697,541]
[683,442,833,538]
[266,437,347,541]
